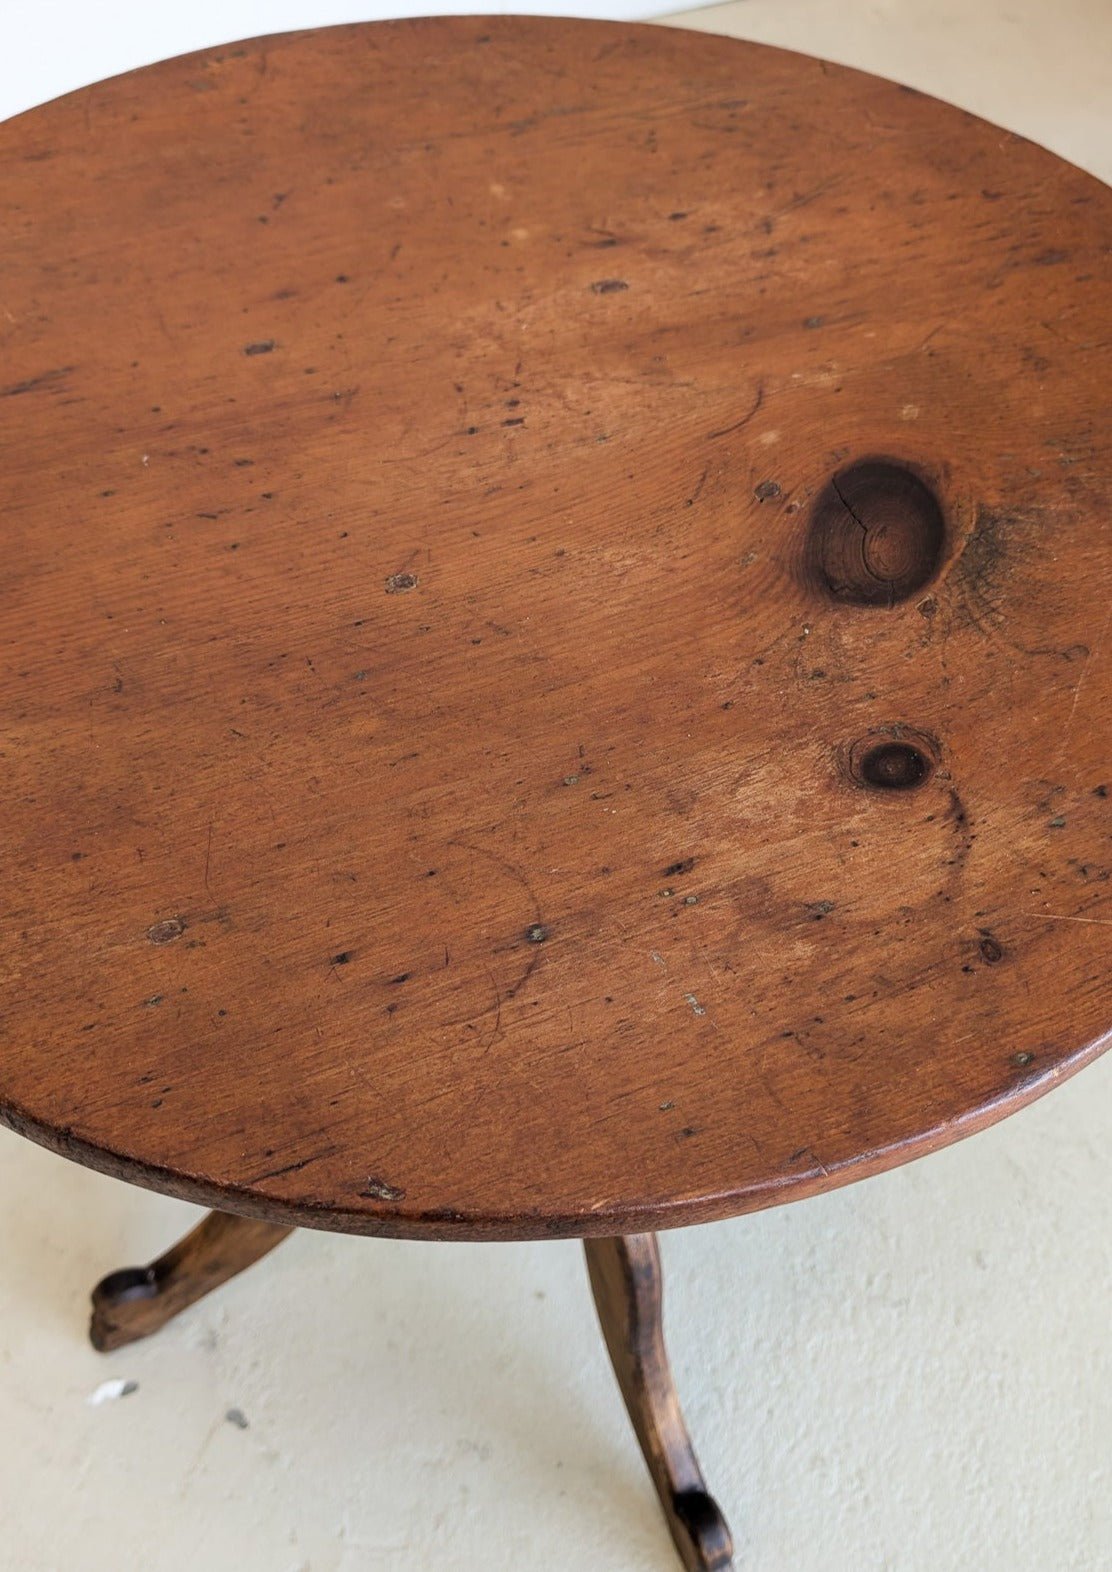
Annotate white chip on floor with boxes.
[87,1379,139,1406]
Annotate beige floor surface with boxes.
[2,3,1111,1569]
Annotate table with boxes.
[1,17,1110,1568]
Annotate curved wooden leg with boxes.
[584,1233,734,1572]
[90,1210,293,1352]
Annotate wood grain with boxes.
[1,18,1111,1239]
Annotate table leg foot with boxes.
[584,1233,734,1572]
[90,1211,293,1352]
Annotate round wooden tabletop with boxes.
[2,18,1111,1241]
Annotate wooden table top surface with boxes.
[2,17,1111,1240]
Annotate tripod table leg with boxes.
[584,1233,734,1572]
[90,1209,292,1352]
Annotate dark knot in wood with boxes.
[805,459,945,606]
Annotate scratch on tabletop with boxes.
[1055,600,1111,763]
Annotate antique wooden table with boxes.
[2,17,1110,1569]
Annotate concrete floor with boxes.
[2,3,1111,1570]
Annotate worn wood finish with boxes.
[585,1234,733,1571]
[89,1210,292,1351]
[2,18,1112,1240]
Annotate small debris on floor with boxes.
[87,1379,138,1406]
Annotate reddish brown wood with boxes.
[585,1234,733,1572]
[90,1210,292,1351]
[1,19,1111,1240]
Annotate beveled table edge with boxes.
[3,1027,1107,1241]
